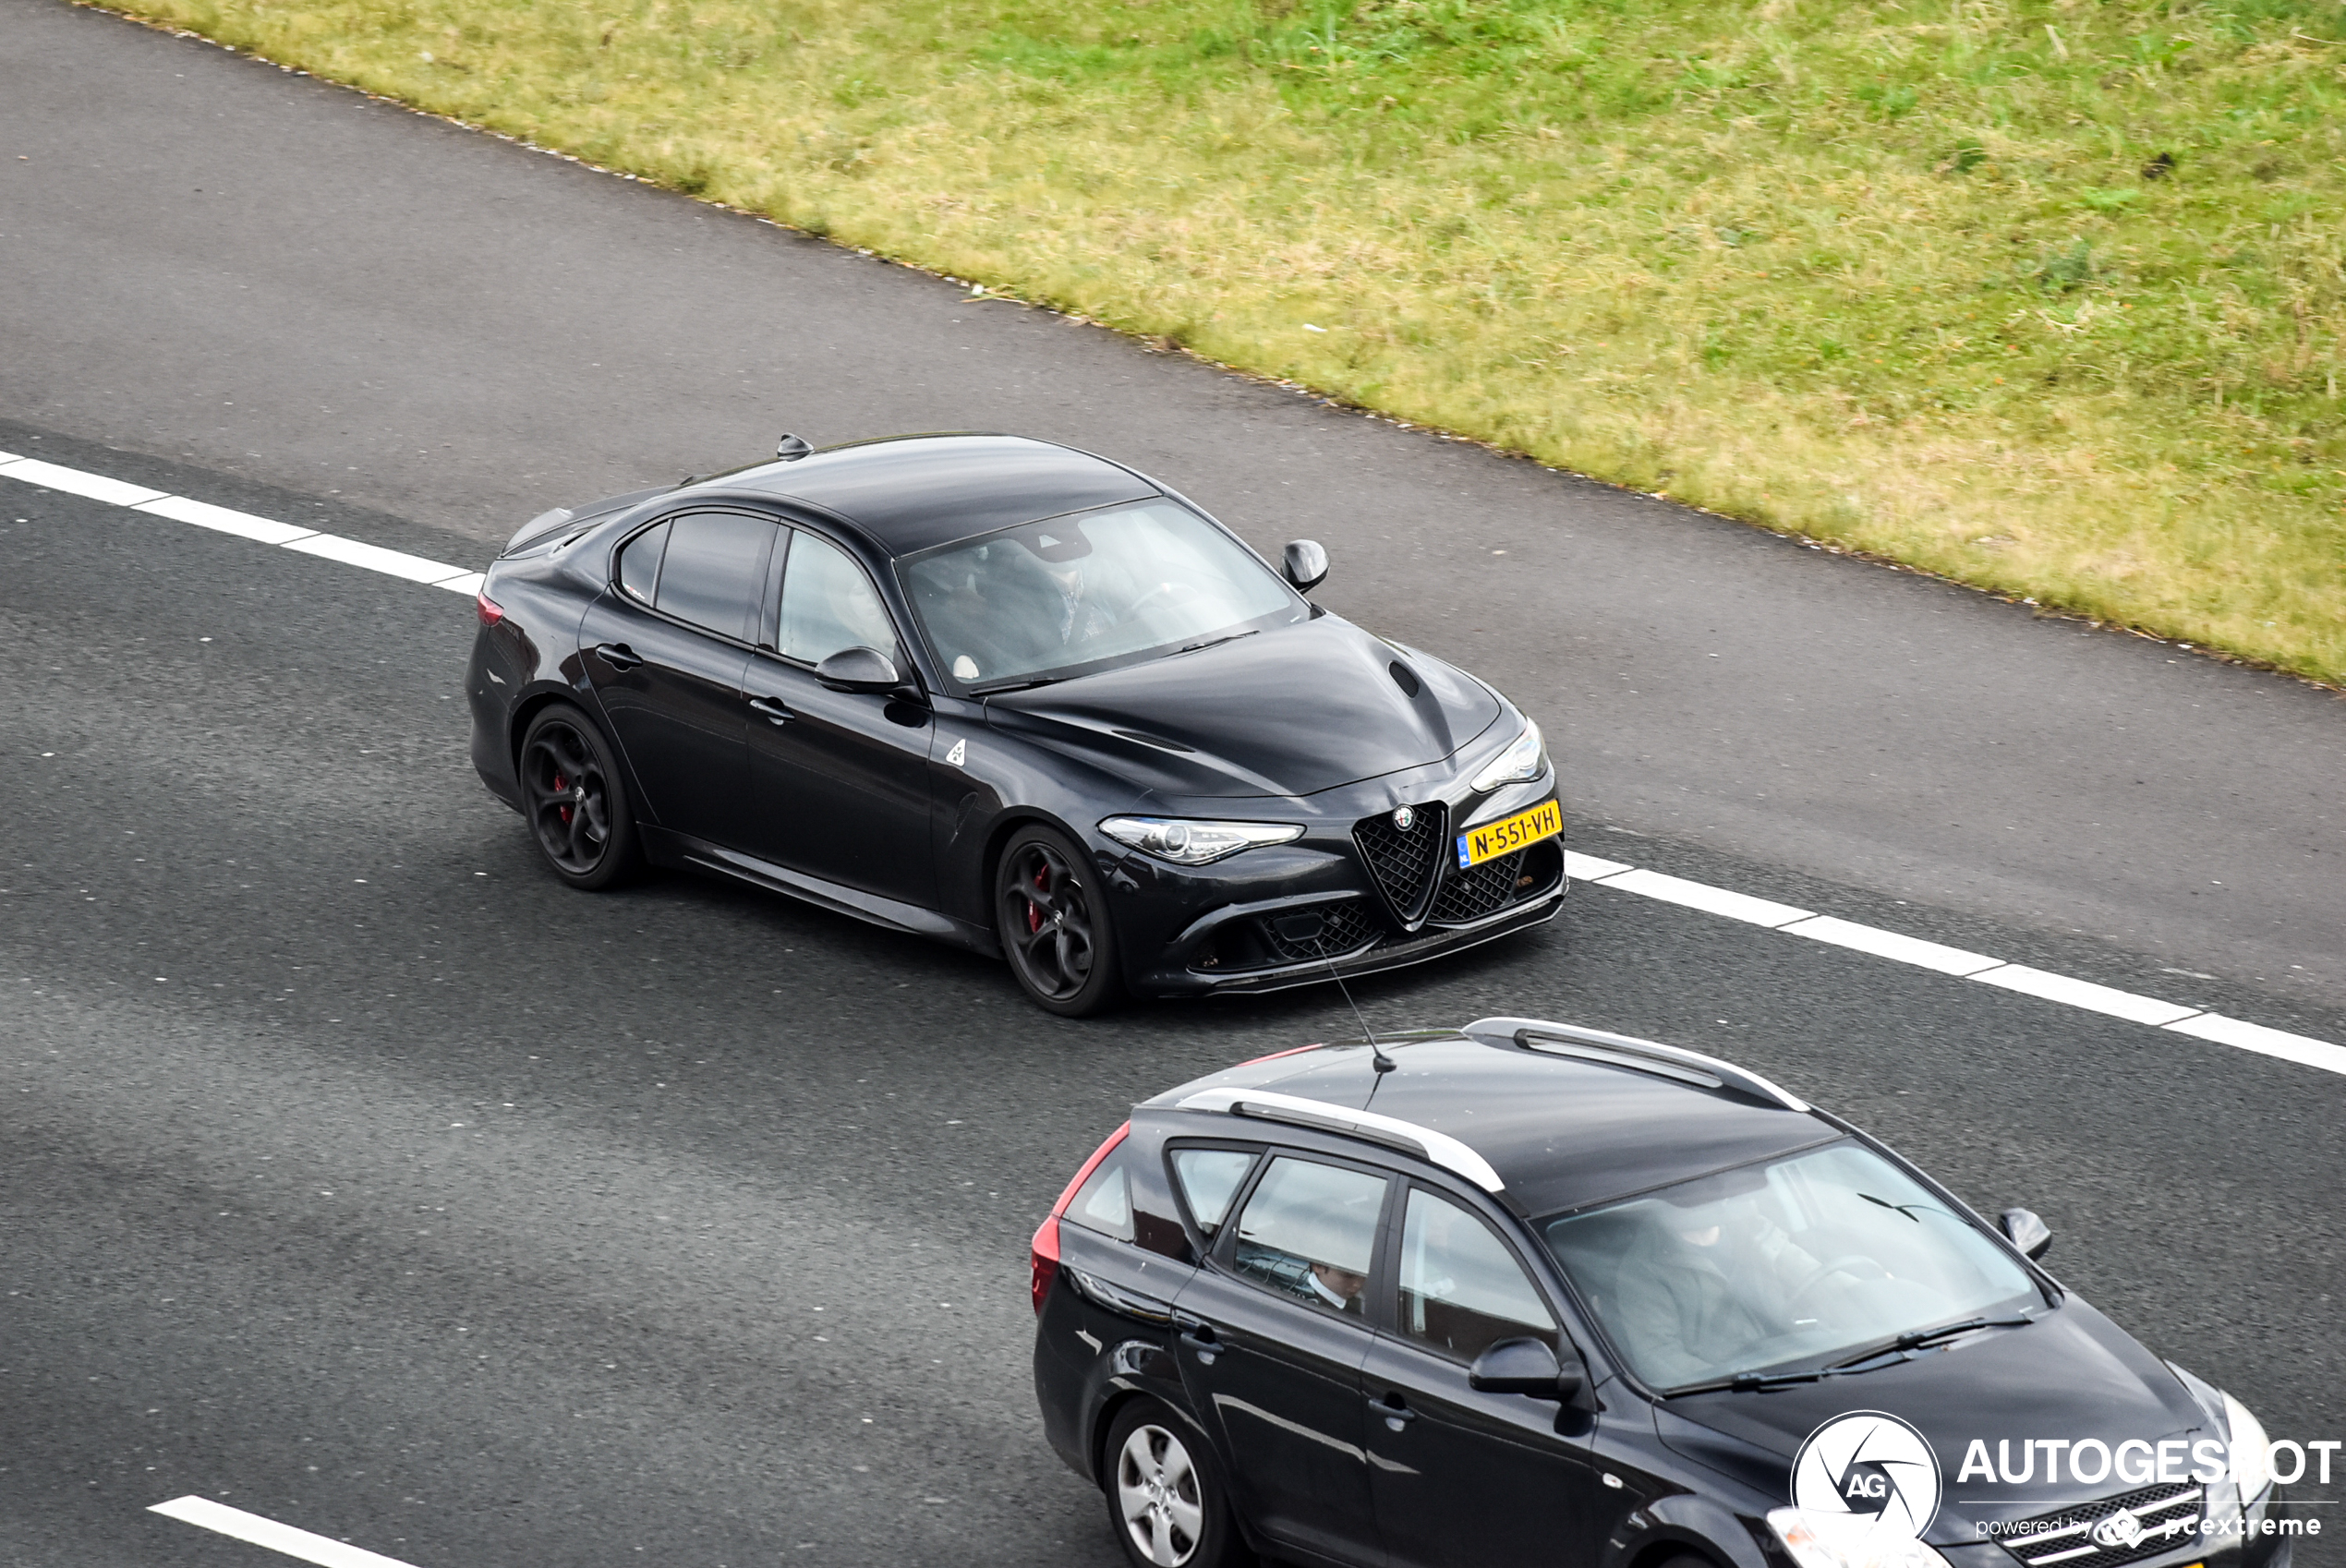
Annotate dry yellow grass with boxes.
[104,0,2346,681]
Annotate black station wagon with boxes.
[1031,1019,2295,1568]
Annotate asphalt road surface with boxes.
[3,4,2342,1566]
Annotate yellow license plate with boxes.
[1456,798,1562,868]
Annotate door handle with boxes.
[594,642,644,670]
[1370,1393,1418,1430]
[747,696,794,726]
[1172,1312,1220,1364]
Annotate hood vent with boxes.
[1112,728,1196,754]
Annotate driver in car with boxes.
[1614,1191,1830,1381]
[1042,558,1118,647]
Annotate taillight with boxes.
[1029,1214,1061,1315]
[1031,1121,1130,1315]
[476,590,505,629]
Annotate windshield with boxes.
[1538,1140,2038,1393]
[899,501,1303,690]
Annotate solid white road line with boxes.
[2,454,167,507]
[135,493,320,546]
[1599,867,1815,929]
[1967,963,2204,1027]
[1568,849,2343,1073]
[284,531,478,585]
[150,1497,427,1568]
[2167,1012,2346,1076]
[1778,915,2005,978]
[0,453,478,593]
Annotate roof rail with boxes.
[1172,1086,1506,1193]
[1457,1016,1808,1113]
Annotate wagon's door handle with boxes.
[594,642,643,670]
[1370,1392,1418,1430]
[1172,1311,1221,1363]
[748,696,794,726]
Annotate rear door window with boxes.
[1169,1147,1259,1236]
[1227,1156,1389,1319]
[617,519,670,603]
[653,512,775,640]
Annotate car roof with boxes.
[1146,1032,1836,1219]
[716,433,1162,557]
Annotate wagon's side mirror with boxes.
[815,645,901,694]
[1469,1336,1560,1397]
[1999,1207,2053,1260]
[1282,539,1328,594]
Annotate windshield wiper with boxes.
[970,675,1064,695]
[1663,1369,1838,1397]
[1825,1314,2035,1371]
[1178,630,1259,655]
[1666,1313,2036,1396]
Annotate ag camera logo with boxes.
[1792,1411,1943,1538]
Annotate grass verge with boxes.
[104,0,2346,681]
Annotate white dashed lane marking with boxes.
[6,446,2337,1077]
[150,1496,428,1568]
[1566,856,2345,1077]
[0,452,484,596]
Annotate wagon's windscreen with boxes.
[1538,1140,2040,1393]
[900,501,1303,691]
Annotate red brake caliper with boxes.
[1027,862,1046,934]
[552,771,572,826]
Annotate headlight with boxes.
[2225,1390,2273,1500]
[1767,1510,1953,1568]
[1100,816,1304,866]
[1469,719,1547,793]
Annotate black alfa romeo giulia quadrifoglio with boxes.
[466,433,1566,1014]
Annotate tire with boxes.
[1102,1398,1247,1568]
[517,703,641,890]
[995,824,1122,1017]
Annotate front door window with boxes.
[1397,1187,1559,1361]
[1230,1156,1387,1320]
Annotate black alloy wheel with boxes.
[1102,1398,1248,1568]
[995,825,1121,1017]
[518,704,640,890]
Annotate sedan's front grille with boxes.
[1352,803,1447,924]
[1429,849,1524,923]
[2000,1483,2202,1568]
[1258,899,1377,964]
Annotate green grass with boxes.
[109,0,2346,681]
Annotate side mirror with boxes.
[815,645,901,694]
[1469,1337,1568,1399]
[1999,1207,2053,1261]
[1282,539,1329,594]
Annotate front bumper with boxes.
[1108,769,1567,998]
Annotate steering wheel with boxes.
[1124,579,1201,622]
[1786,1254,1886,1311]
